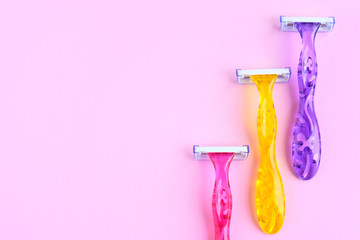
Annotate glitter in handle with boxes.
[292,23,321,180]
[208,152,235,240]
[252,74,285,234]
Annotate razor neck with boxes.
[296,23,320,96]
[252,75,277,158]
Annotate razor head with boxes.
[193,145,249,161]
[280,16,335,32]
[236,68,291,84]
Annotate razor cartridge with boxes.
[237,68,291,84]
[280,16,335,32]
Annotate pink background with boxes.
[0,0,359,239]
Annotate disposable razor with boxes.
[236,68,290,234]
[193,145,249,240]
[280,16,335,180]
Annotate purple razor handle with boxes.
[280,16,335,180]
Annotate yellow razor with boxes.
[236,68,291,234]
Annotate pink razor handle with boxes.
[194,145,249,240]
[209,152,234,240]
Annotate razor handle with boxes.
[292,23,321,180]
[208,153,234,240]
[252,75,285,234]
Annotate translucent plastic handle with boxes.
[252,75,285,234]
[208,153,234,240]
[292,23,321,180]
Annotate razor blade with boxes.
[236,68,291,84]
[193,145,249,161]
[280,16,335,32]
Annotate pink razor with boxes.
[193,145,249,240]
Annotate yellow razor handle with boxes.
[251,74,285,234]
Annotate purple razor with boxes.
[280,16,335,180]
